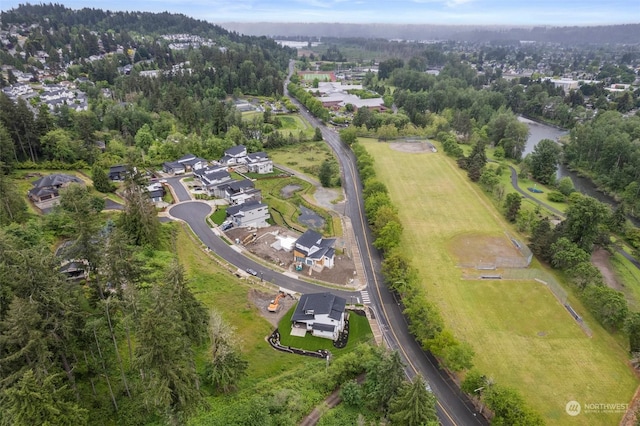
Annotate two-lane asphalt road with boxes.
[287,71,486,424]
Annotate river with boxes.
[520,117,640,226]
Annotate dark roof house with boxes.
[108,165,128,181]
[28,173,83,204]
[293,230,336,270]
[291,292,347,340]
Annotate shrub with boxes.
[547,191,565,202]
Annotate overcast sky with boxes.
[2,0,639,26]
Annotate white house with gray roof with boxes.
[291,292,346,340]
[219,145,274,174]
[293,229,336,270]
[226,200,270,228]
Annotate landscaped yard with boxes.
[361,138,639,425]
[278,306,373,353]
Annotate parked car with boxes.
[221,222,233,231]
[246,268,258,276]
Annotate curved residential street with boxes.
[168,201,359,301]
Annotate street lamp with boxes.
[394,281,407,298]
[474,386,485,416]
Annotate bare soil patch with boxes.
[592,248,623,291]
[449,233,524,268]
[225,225,356,286]
[389,141,436,153]
[247,288,296,328]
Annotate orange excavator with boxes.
[268,291,286,312]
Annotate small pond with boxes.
[298,205,325,230]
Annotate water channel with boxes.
[520,117,639,226]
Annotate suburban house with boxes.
[108,165,128,181]
[28,174,84,205]
[225,200,270,228]
[290,292,346,341]
[293,229,336,270]
[246,152,274,174]
[222,179,262,205]
[146,182,165,204]
[55,240,89,282]
[176,153,208,171]
[193,165,233,197]
[162,160,186,175]
[219,145,274,174]
[162,153,208,175]
[220,145,248,166]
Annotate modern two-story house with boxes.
[293,229,336,271]
[290,292,346,341]
[225,200,270,228]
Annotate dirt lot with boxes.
[592,247,623,291]
[226,225,357,286]
[247,288,297,328]
[389,141,436,153]
[449,232,526,268]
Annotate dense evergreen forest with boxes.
[0,3,297,167]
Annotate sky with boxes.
[2,0,640,26]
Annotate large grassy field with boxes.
[361,139,638,425]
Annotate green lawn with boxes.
[276,114,315,139]
[209,207,227,226]
[268,141,335,178]
[361,139,638,425]
[278,306,372,353]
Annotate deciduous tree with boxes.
[561,194,609,252]
[624,312,640,354]
[503,193,522,223]
[583,285,628,331]
[529,138,561,185]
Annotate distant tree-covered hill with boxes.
[1,3,228,38]
[221,21,640,45]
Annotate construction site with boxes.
[248,288,297,328]
[225,225,359,287]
